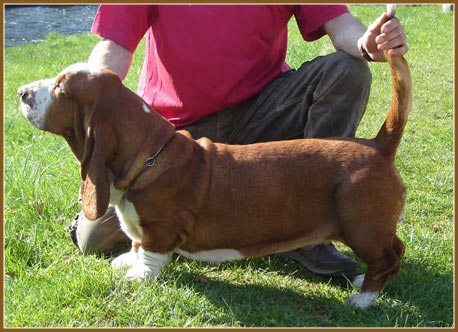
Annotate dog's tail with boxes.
[374,6,412,162]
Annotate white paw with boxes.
[123,248,172,281]
[125,262,161,281]
[345,292,379,309]
[352,274,365,289]
[111,250,138,269]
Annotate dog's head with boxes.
[18,63,123,154]
[19,63,176,220]
[18,64,125,220]
[20,64,101,127]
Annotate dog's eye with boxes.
[54,83,66,95]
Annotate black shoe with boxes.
[66,213,80,248]
[278,244,358,277]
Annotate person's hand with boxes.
[358,11,408,62]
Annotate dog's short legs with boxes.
[361,236,404,292]
[345,235,405,309]
[125,247,172,281]
[346,274,378,309]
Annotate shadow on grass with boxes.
[162,253,453,327]
[101,240,452,327]
[160,255,356,327]
[170,271,344,326]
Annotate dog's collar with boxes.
[124,135,175,194]
[144,139,169,168]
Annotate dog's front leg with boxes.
[125,247,172,281]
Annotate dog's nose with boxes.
[18,87,26,100]
[18,87,32,104]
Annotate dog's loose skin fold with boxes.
[19,21,411,308]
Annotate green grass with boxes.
[4,5,454,328]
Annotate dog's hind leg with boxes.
[335,169,405,308]
[345,234,405,309]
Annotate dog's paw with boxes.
[125,262,161,281]
[124,248,172,281]
[345,292,379,309]
[112,250,138,269]
[352,274,365,289]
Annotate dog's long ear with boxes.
[55,65,120,220]
[62,102,90,162]
[79,116,115,221]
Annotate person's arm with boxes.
[88,39,133,80]
[324,11,408,62]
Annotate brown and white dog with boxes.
[18,15,411,311]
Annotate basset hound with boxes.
[18,8,411,311]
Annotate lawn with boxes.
[3,4,454,328]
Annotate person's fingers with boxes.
[387,43,409,56]
[376,27,407,50]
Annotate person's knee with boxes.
[333,51,372,87]
[75,221,105,255]
[331,51,372,125]
[299,52,373,138]
[74,206,131,255]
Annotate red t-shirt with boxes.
[91,5,349,127]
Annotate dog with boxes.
[18,13,411,311]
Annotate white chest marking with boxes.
[175,248,243,264]
[108,185,243,266]
[110,185,143,242]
